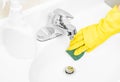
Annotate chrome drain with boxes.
[65,66,74,74]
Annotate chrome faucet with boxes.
[37,9,76,42]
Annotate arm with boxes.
[67,5,120,56]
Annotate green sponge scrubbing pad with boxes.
[66,49,85,61]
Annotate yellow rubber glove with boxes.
[67,6,120,56]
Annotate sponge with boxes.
[66,49,85,61]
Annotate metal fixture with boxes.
[37,9,76,42]
[65,66,74,74]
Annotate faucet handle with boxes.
[47,9,73,26]
[53,8,74,19]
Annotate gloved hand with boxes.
[67,5,120,56]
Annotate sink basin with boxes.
[0,0,120,82]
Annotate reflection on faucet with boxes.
[37,9,76,42]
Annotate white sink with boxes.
[0,0,120,82]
